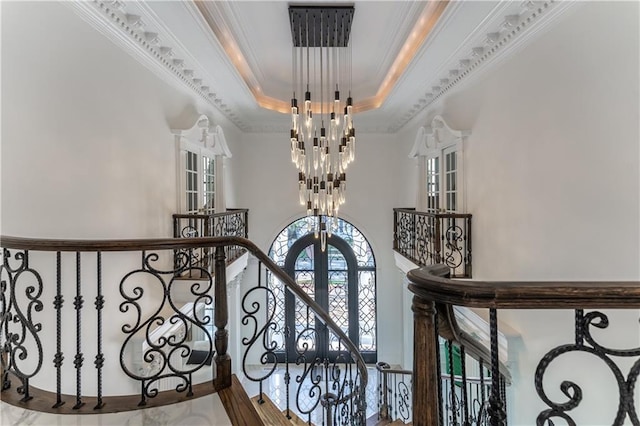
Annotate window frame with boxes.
[177,138,218,214]
[411,116,468,214]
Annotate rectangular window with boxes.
[202,156,215,214]
[426,157,440,212]
[181,148,218,214]
[444,149,457,212]
[425,147,460,213]
[186,151,199,214]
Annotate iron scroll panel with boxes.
[393,208,472,278]
[119,251,214,406]
[535,309,640,425]
[0,249,44,401]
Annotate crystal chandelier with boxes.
[289,6,356,250]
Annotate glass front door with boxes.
[284,235,358,361]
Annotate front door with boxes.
[283,234,358,362]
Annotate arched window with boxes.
[268,217,376,363]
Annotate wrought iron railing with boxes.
[407,264,640,426]
[376,322,507,426]
[0,235,367,424]
[376,362,413,423]
[241,260,368,425]
[376,361,496,425]
[173,209,248,277]
[393,208,472,278]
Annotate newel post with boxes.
[214,246,231,390]
[412,296,440,425]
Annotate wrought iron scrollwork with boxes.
[414,214,432,266]
[240,285,279,383]
[535,310,640,425]
[212,211,247,262]
[119,252,214,406]
[396,211,415,258]
[443,224,464,269]
[328,348,364,426]
[393,209,472,278]
[294,328,323,417]
[0,249,44,401]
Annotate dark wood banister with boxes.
[407,264,640,426]
[0,235,368,411]
[408,264,640,308]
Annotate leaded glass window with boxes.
[268,217,376,362]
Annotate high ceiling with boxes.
[87,1,567,133]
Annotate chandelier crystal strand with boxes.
[289,6,355,250]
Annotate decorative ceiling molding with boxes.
[195,0,450,115]
[65,0,249,131]
[389,0,576,132]
[358,0,450,112]
[193,1,288,114]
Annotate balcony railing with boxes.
[0,235,367,424]
[173,209,248,277]
[407,264,640,426]
[393,208,472,278]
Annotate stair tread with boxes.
[218,375,264,426]
[250,395,295,426]
[283,409,312,425]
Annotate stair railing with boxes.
[407,264,640,426]
[376,362,413,423]
[376,304,510,426]
[240,260,368,426]
[0,235,367,423]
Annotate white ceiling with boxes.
[116,0,569,133]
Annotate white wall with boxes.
[1,1,241,395]
[396,2,639,424]
[1,2,242,239]
[235,131,406,365]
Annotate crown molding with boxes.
[366,1,426,92]
[389,0,577,133]
[65,0,249,132]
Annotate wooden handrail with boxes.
[172,208,249,221]
[408,264,640,308]
[393,207,472,219]
[0,234,368,403]
[407,264,640,426]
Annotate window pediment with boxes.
[409,115,468,158]
[172,116,232,158]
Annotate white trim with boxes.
[173,115,233,213]
[390,0,577,131]
[64,0,246,131]
[212,125,233,158]
[408,126,428,158]
[394,251,420,275]
[412,116,469,213]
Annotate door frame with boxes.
[283,234,359,362]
